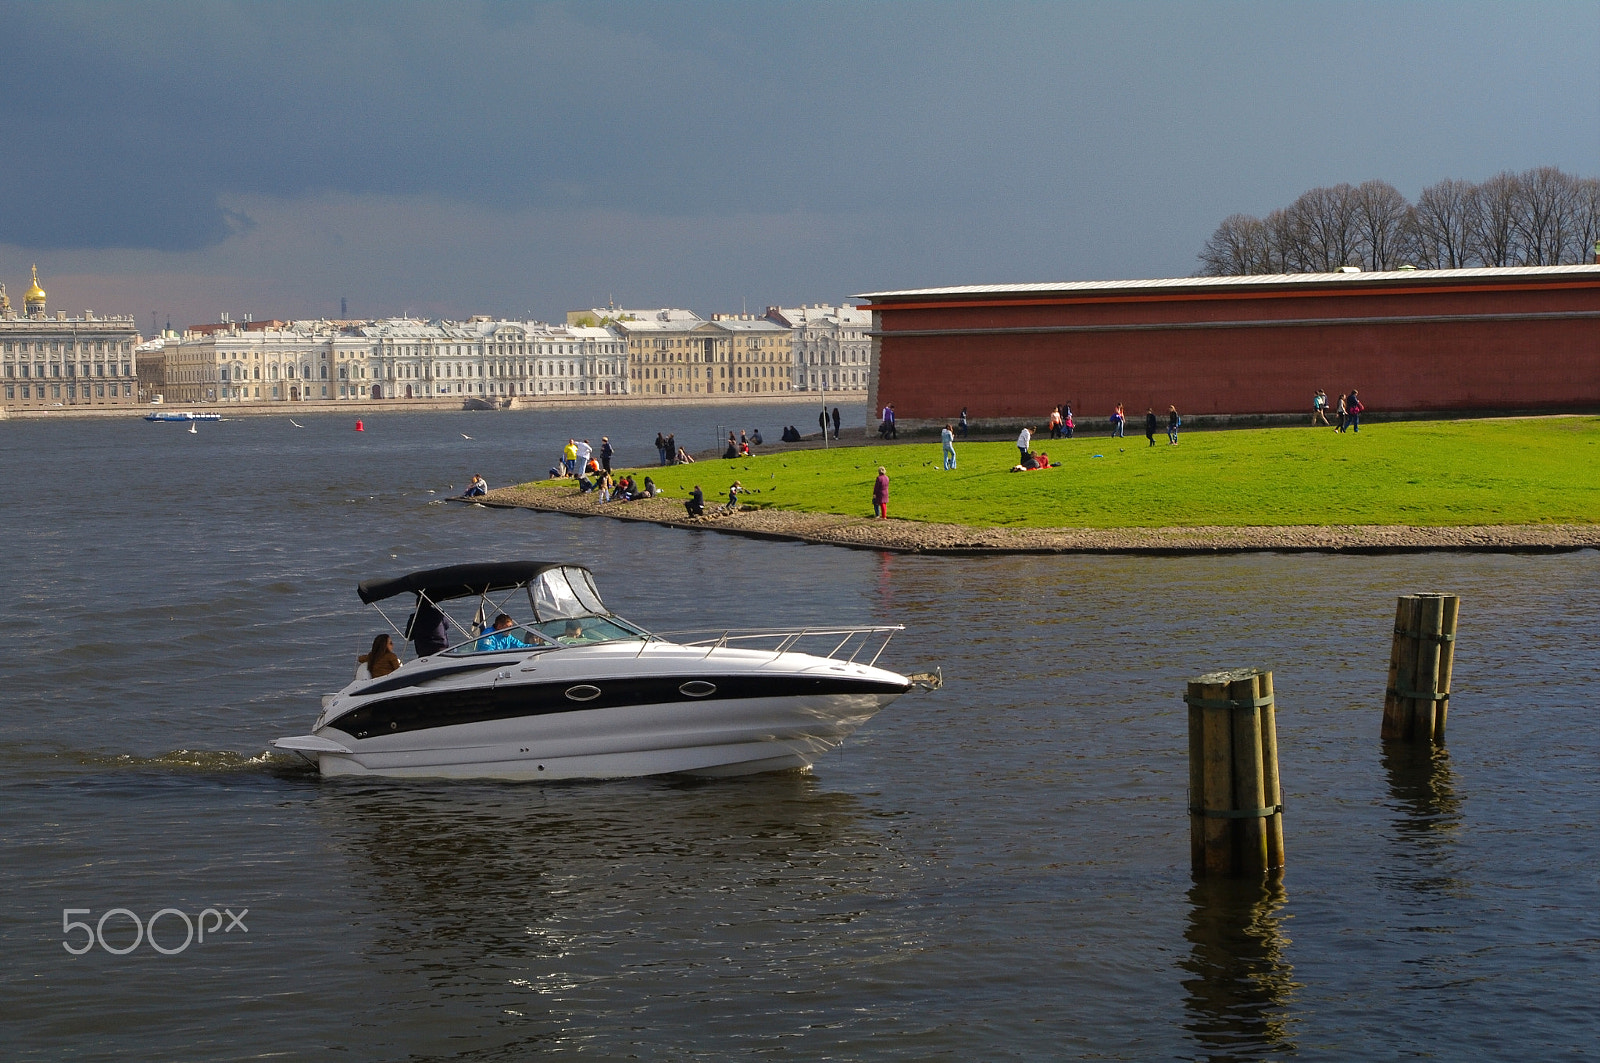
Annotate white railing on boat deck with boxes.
[652,625,904,667]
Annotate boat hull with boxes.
[280,643,910,781]
[309,688,900,780]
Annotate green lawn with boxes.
[555,417,1600,528]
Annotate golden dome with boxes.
[25,264,46,306]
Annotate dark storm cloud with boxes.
[2,0,1595,321]
[0,0,900,250]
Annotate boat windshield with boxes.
[435,566,644,655]
[530,566,608,620]
[533,615,642,645]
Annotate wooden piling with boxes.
[1187,668,1284,877]
[1381,594,1460,742]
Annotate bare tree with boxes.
[1575,177,1600,264]
[1262,209,1304,272]
[1195,167,1598,275]
[1288,184,1363,271]
[1198,213,1270,275]
[1353,179,1410,270]
[1469,171,1520,267]
[1511,166,1578,265]
[1409,178,1476,268]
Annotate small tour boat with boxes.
[144,411,222,422]
[273,561,937,781]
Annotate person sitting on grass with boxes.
[643,476,658,498]
[676,446,695,464]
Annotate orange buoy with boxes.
[355,419,364,432]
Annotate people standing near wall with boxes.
[1063,404,1075,439]
[1335,393,1349,432]
[1016,425,1033,466]
[1145,408,1157,446]
[1346,389,1363,432]
[1111,403,1125,438]
[872,466,889,519]
[1167,406,1181,445]
[958,407,969,437]
[941,424,957,470]
[1048,406,1063,439]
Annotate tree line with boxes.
[1197,167,1600,276]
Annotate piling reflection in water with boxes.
[1180,877,1298,1062]
[1381,743,1463,894]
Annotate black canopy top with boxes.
[357,561,589,605]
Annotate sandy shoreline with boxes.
[473,484,1600,555]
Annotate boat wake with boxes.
[0,743,315,779]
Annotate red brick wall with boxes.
[872,278,1600,421]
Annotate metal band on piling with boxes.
[1190,804,1284,819]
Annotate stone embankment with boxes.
[474,484,1600,555]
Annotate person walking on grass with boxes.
[872,466,890,519]
[1145,408,1158,446]
[1312,390,1331,426]
[1016,425,1033,466]
[1335,392,1349,432]
[1167,406,1181,445]
[940,424,957,470]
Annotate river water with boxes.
[2,407,1596,1061]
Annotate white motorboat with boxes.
[273,561,936,781]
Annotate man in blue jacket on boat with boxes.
[475,613,529,651]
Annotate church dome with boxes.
[25,264,46,309]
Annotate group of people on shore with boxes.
[721,429,763,459]
[654,432,696,465]
[548,437,614,479]
[1312,389,1365,432]
[684,480,747,518]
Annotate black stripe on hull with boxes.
[326,674,905,740]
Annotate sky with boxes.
[2,0,1596,331]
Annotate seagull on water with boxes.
[290,419,304,428]
[461,433,473,440]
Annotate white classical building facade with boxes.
[162,318,631,403]
[765,304,871,394]
[0,267,142,410]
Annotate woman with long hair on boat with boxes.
[356,633,402,680]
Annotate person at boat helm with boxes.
[475,613,529,652]
[560,619,586,643]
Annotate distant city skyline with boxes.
[2,1,1596,328]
